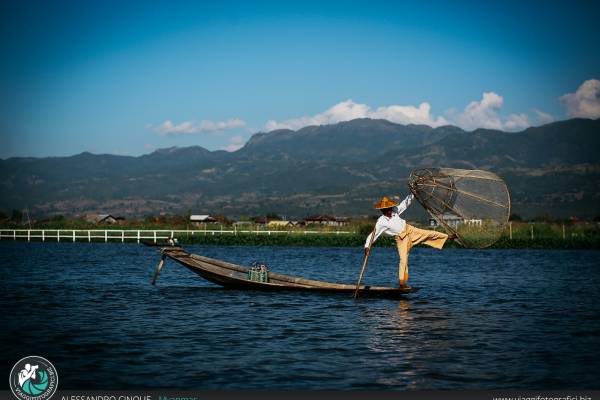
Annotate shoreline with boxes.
[2,233,599,250]
[180,234,600,250]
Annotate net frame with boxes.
[408,168,511,248]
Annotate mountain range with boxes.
[1,117,599,220]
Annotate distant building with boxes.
[233,221,253,227]
[569,216,586,225]
[429,214,461,228]
[190,215,218,226]
[429,214,481,228]
[266,220,293,228]
[304,215,348,227]
[253,217,268,225]
[85,214,125,225]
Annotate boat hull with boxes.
[158,247,418,298]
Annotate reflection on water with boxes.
[1,242,599,389]
[364,301,417,388]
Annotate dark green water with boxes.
[1,242,599,389]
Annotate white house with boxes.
[190,215,218,225]
[429,213,464,228]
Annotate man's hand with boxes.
[364,247,370,257]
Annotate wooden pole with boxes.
[562,224,565,240]
[530,224,534,240]
[151,254,167,286]
[354,228,376,299]
[509,222,512,240]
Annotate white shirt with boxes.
[364,194,414,248]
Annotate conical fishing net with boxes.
[408,168,510,248]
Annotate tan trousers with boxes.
[395,224,448,286]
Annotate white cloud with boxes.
[223,135,246,152]
[560,79,600,119]
[264,94,548,133]
[371,102,448,127]
[265,99,448,131]
[155,118,245,136]
[451,92,531,131]
[503,113,531,131]
[452,92,504,130]
[533,109,555,125]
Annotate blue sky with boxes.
[1,1,599,158]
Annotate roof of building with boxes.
[190,215,216,221]
[304,215,347,222]
[266,220,292,227]
[84,214,125,223]
[440,213,463,221]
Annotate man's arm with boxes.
[364,220,387,254]
[396,193,414,215]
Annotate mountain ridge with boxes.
[1,117,599,219]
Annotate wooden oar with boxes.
[353,228,376,299]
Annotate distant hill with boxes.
[238,119,462,161]
[1,118,599,220]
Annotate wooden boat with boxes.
[152,247,418,298]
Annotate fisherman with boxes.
[364,194,452,288]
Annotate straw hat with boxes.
[373,196,399,209]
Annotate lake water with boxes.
[1,242,599,389]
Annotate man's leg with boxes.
[396,225,448,287]
[396,238,410,287]
[396,227,414,287]
[405,225,448,249]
